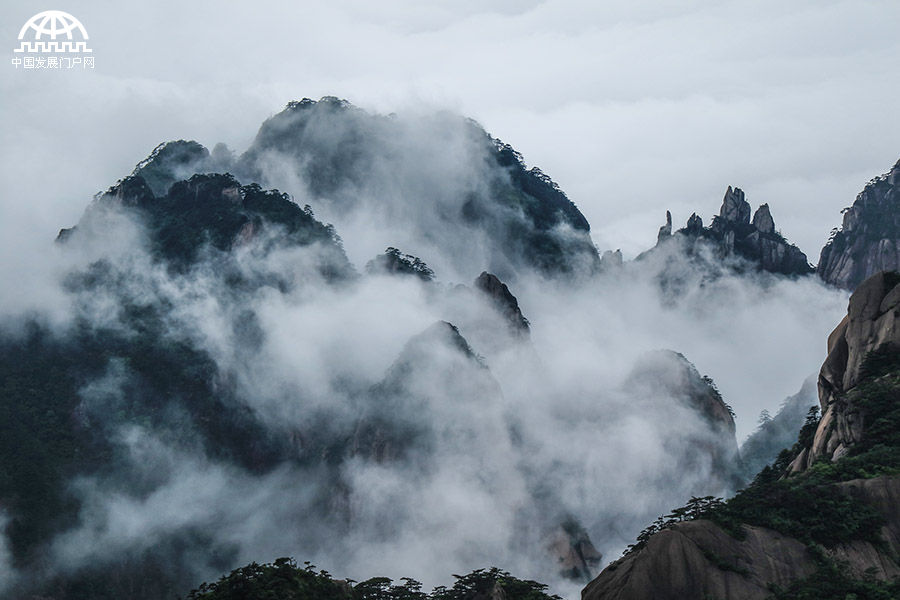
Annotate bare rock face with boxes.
[474,271,530,337]
[624,350,741,489]
[751,203,775,234]
[657,210,672,242]
[818,158,900,290]
[838,477,900,559]
[719,186,751,224]
[710,187,811,275]
[599,249,623,270]
[582,477,900,600]
[581,273,900,600]
[545,519,603,582]
[797,271,900,468]
[583,521,817,600]
[648,187,812,276]
[685,212,703,234]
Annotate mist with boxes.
[3,0,900,275]
[8,2,897,596]
[0,96,851,600]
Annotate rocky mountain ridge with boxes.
[14,97,900,600]
[127,97,602,280]
[793,270,900,470]
[652,186,812,276]
[582,270,900,600]
[819,159,900,290]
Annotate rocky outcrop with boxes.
[792,271,900,468]
[833,477,900,579]
[545,519,603,582]
[599,249,623,270]
[818,159,900,290]
[657,210,672,243]
[684,212,703,235]
[234,97,600,279]
[583,520,816,600]
[352,321,498,462]
[719,186,751,224]
[131,140,210,196]
[751,204,775,235]
[58,170,354,280]
[583,477,900,600]
[474,272,530,337]
[709,187,812,275]
[624,351,741,489]
[651,187,812,276]
[582,273,900,600]
[365,247,435,281]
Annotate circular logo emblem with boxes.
[18,10,89,41]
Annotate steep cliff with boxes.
[474,271,530,337]
[583,476,900,600]
[651,186,813,276]
[582,271,900,600]
[624,350,742,491]
[798,270,900,469]
[58,170,354,281]
[819,159,900,290]
[234,97,600,278]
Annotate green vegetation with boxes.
[767,547,900,600]
[0,323,110,563]
[625,496,726,554]
[138,174,349,275]
[365,247,435,281]
[185,559,561,600]
[702,471,885,547]
[701,375,735,419]
[666,347,899,547]
[185,559,349,600]
[132,140,209,196]
[0,316,281,566]
[623,343,900,596]
[492,142,589,234]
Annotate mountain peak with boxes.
[650,189,811,276]
[751,203,775,234]
[233,97,599,278]
[719,186,750,224]
[818,156,900,290]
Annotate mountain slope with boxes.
[649,186,812,277]
[232,97,600,279]
[819,159,900,290]
[583,271,900,600]
[739,376,818,481]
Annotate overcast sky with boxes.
[2,0,899,262]
[0,3,896,588]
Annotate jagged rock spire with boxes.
[818,157,900,290]
[475,271,530,336]
[657,210,673,243]
[751,203,775,234]
[719,186,751,224]
[685,212,703,234]
[601,249,623,268]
